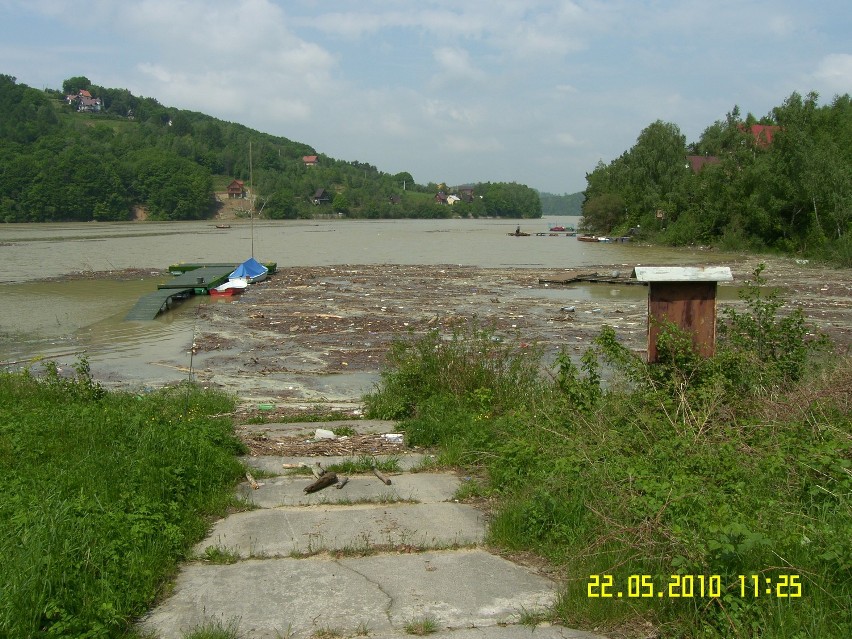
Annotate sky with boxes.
[1,1,850,194]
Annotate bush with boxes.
[0,365,245,637]
[363,270,851,637]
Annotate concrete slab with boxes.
[196,502,485,557]
[240,419,400,438]
[139,550,573,639]
[369,627,606,639]
[242,453,428,475]
[238,472,462,506]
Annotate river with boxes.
[0,217,732,388]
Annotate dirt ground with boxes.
[185,255,851,419]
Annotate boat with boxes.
[577,234,599,242]
[549,225,575,232]
[229,257,269,284]
[508,231,531,237]
[209,280,248,297]
[215,223,231,229]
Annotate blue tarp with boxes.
[229,257,268,280]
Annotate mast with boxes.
[249,140,254,258]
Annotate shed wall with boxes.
[647,281,717,362]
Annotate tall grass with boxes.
[365,268,851,637]
[0,361,245,637]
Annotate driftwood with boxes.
[304,472,338,494]
[372,466,392,485]
[336,476,349,489]
[245,472,260,490]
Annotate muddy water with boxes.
[0,217,733,388]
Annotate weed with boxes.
[312,626,344,639]
[354,620,371,636]
[201,545,241,564]
[403,615,439,635]
[183,617,242,638]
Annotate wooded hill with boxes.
[0,74,542,222]
[581,92,851,264]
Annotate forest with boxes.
[0,75,542,223]
[581,91,852,264]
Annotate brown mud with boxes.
[183,256,851,419]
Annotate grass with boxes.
[403,616,439,635]
[0,361,246,638]
[363,270,851,638]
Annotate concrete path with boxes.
[138,421,606,639]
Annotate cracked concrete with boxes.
[138,422,608,639]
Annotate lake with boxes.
[0,216,730,387]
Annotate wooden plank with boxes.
[633,266,732,282]
[647,281,717,362]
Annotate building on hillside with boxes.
[227,180,246,199]
[457,185,475,202]
[312,188,331,205]
[66,89,102,113]
[738,124,781,148]
[435,191,448,205]
[303,155,318,167]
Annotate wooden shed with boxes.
[632,266,733,362]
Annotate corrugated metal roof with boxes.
[631,266,733,282]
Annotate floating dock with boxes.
[126,264,242,321]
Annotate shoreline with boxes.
[6,255,849,417]
[182,256,851,418]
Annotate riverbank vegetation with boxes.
[0,361,245,637]
[0,74,542,222]
[582,92,852,265]
[365,268,851,638]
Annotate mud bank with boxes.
[187,256,851,419]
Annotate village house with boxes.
[312,188,331,205]
[66,89,102,113]
[227,180,246,199]
[302,155,318,167]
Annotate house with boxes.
[389,194,402,205]
[227,180,246,199]
[457,185,475,202]
[446,195,461,205]
[685,155,720,173]
[66,89,102,113]
[303,155,318,167]
[738,124,781,148]
[312,188,331,205]
[435,191,448,205]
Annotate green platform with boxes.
[125,289,194,321]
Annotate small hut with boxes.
[632,266,733,362]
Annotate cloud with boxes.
[813,53,852,94]
[432,47,486,83]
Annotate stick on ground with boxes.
[304,472,338,494]
[372,466,392,485]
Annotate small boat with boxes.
[215,223,231,229]
[549,225,575,232]
[508,231,531,237]
[229,257,269,284]
[577,235,599,242]
[209,280,248,297]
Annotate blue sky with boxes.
[1,1,850,194]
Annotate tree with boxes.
[62,76,91,95]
